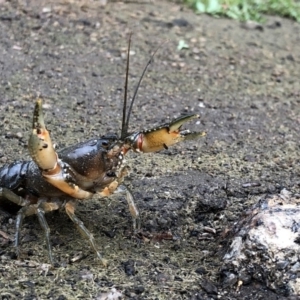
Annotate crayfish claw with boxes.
[168,114,206,141]
[129,114,205,153]
[168,114,199,133]
[28,99,58,171]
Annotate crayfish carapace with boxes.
[0,37,206,266]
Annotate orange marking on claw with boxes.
[141,128,182,153]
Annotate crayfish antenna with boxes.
[120,34,163,140]
[121,33,132,141]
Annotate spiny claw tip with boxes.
[182,130,206,141]
[33,98,45,129]
[34,98,43,113]
[34,99,44,113]
[169,114,200,132]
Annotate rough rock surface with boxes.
[223,189,300,296]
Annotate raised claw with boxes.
[28,99,57,172]
[28,99,92,199]
[126,114,206,153]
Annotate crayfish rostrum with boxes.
[0,38,205,266]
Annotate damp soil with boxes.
[0,1,300,299]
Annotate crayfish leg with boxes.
[0,188,32,259]
[14,199,61,265]
[15,206,27,259]
[0,187,30,207]
[116,185,140,233]
[98,166,141,233]
[125,187,140,233]
[65,201,108,267]
[36,207,54,265]
[98,166,130,198]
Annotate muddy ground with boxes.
[0,0,299,299]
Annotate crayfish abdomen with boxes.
[0,161,30,191]
[0,160,63,199]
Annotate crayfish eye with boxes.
[106,171,116,177]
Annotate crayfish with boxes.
[0,37,205,266]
